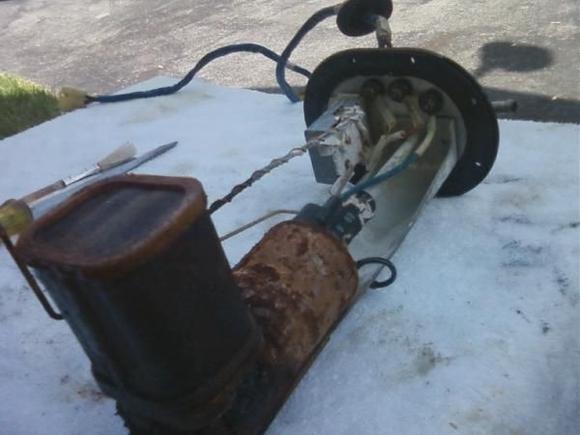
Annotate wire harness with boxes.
[275,5,340,102]
[340,117,437,200]
[87,44,312,104]
[87,4,342,105]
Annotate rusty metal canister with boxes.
[15,175,260,432]
[234,220,358,370]
[214,220,359,434]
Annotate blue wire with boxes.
[340,153,418,201]
[88,5,339,104]
[275,5,339,103]
[87,43,312,104]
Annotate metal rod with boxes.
[0,225,64,320]
[492,99,518,113]
[220,210,299,241]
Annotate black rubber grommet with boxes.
[337,0,394,37]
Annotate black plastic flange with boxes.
[304,48,500,197]
[337,0,394,37]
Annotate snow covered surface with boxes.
[0,78,579,435]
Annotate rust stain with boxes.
[234,221,358,369]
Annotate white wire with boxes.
[369,132,421,180]
[415,117,437,156]
[366,130,407,175]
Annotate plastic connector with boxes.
[57,87,88,112]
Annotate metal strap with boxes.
[0,225,64,320]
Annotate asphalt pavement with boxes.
[1,0,579,122]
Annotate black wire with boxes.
[275,5,339,103]
[87,5,341,104]
[356,256,397,289]
[86,43,312,104]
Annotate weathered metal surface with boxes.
[192,220,360,435]
[15,175,261,433]
[234,220,358,369]
[13,176,360,435]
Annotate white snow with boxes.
[0,78,579,435]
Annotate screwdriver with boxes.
[0,142,177,238]
[20,142,137,204]
[0,142,136,237]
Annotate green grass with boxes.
[0,73,60,140]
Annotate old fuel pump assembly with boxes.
[3,1,504,434]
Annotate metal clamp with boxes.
[356,256,397,289]
[0,225,64,320]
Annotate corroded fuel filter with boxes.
[234,220,358,369]
[203,220,359,434]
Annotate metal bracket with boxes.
[0,225,64,320]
